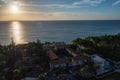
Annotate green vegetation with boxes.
[0,40,49,80]
[72,33,120,61]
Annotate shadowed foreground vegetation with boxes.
[0,34,120,80]
[72,33,120,61]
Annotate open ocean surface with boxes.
[0,20,120,45]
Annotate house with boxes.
[43,43,66,51]
[52,43,66,51]
[70,55,88,66]
[66,48,89,66]
[66,48,77,57]
[49,55,89,70]
[90,54,112,75]
[47,49,58,60]
[48,49,89,70]
[78,44,85,50]
[43,44,52,51]
[50,58,70,69]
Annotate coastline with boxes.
[0,33,120,80]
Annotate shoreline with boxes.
[0,33,119,45]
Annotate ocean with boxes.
[0,20,120,45]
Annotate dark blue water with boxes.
[0,20,120,45]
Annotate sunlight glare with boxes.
[11,5,19,13]
[11,22,25,44]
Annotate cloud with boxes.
[112,0,120,6]
[0,0,106,9]
[0,0,5,6]
[20,0,106,9]
[21,4,79,9]
[41,4,79,8]
[73,0,106,6]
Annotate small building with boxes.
[70,55,88,66]
[43,43,66,51]
[47,49,58,60]
[78,44,85,50]
[66,48,77,57]
[50,58,70,69]
[52,43,66,51]
[48,49,89,70]
[43,44,52,51]
[90,54,112,75]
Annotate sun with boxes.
[9,1,21,14]
[11,5,19,13]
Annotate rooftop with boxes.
[91,54,105,63]
[47,49,58,60]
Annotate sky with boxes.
[0,0,120,21]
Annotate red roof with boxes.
[47,49,58,60]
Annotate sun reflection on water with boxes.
[11,21,25,44]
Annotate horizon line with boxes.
[0,19,120,22]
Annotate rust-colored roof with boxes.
[47,49,58,60]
